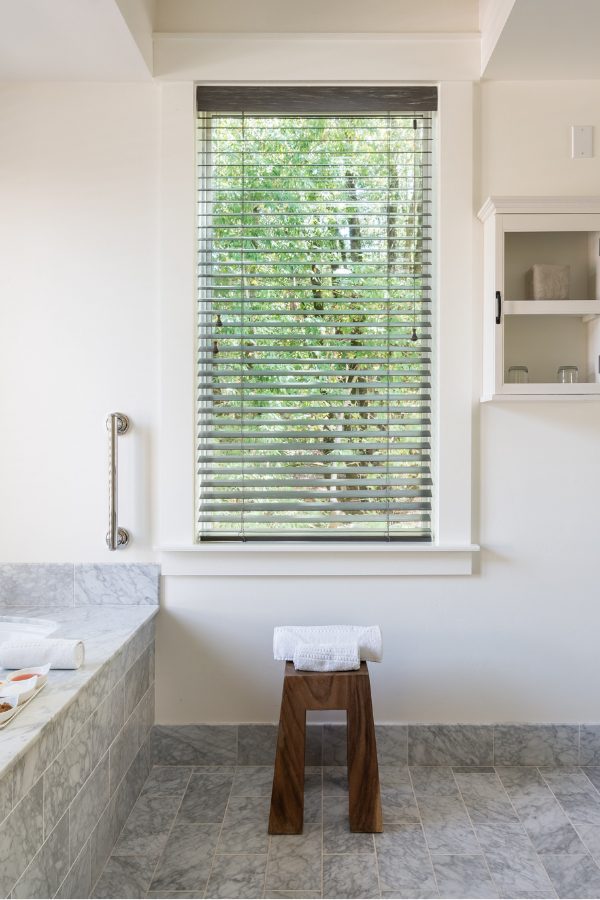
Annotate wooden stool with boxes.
[269,661,383,834]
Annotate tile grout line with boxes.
[537,764,600,885]
[202,765,236,898]
[143,765,194,896]
[449,766,505,898]
[407,765,441,898]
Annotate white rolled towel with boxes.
[0,638,85,670]
[293,642,360,672]
[274,625,382,663]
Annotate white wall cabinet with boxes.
[478,197,600,401]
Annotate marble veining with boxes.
[0,564,73,607]
[74,563,160,606]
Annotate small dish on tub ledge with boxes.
[0,675,39,704]
[0,696,17,725]
[7,664,51,689]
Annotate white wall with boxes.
[0,83,158,561]
[2,78,600,723]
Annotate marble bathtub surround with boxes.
[0,562,160,608]
[152,722,600,768]
[0,606,156,899]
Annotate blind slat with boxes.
[197,107,433,541]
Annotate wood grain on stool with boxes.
[269,661,383,835]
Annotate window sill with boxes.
[157,543,479,576]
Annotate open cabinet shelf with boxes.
[478,197,600,401]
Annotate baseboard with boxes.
[151,723,600,768]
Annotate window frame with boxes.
[157,81,477,575]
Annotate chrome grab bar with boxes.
[106,412,130,550]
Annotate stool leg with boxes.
[347,673,383,832]
[269,679,306,834]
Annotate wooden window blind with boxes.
[196,87,435,541]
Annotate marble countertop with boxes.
[0,605,158,779]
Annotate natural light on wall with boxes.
[195,87,435,542]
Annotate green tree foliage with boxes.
[197,113,432,538]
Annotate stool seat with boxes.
[269,661,383,834]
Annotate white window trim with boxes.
[157,80,477,575]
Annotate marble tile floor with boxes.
[92,764,600,899]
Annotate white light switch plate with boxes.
[572,125,593,158]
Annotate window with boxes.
[196,86,436,542]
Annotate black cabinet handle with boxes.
[495,290,502,325]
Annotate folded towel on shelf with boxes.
[274,625,382,663]
[293,642,360,672]
[0,638,85,670]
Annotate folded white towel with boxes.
[293,642,360,672]
[274,625,382,663]
[0,638,85,670]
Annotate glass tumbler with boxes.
[507,366,529,384]
[557,366,579,384]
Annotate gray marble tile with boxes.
[237,725,278,765]
[91,794,120,887]
[410,766,460,798]
[141,765,193,798]
[580,727,600,766]
[375,824,437,894]
[323,765,348,797]
[304,768,323,824]
[44,714,95,833]
[541,769,600,825]
[232,766,274,797]
[494,726,579,767]
[408,725,494,766]
[74,563,160,605]
[266,824,322,893]
[0,562,73,607]
[377,725,408,765]
[124,646,152,719]
[323,795,375,854]
[0,776,44,898]
[306,724,323,766]
[149,822,219,892]
[177,771,233,823]
[432,854,498,899]
[476,824,554,895]
[92,853,154,898]
[496,893,557,899]
[541,853,600,898]
[147,894,204,898]
[218,796,270,854]
[13,716,63,804]
[55,840,92,900]
[454,771,520,824]
[583,767,600,793]
[94,681,125,766]
[12,811,69,899]
[264,893,321,899]
[323,724,347,765]
[152,725,237,766]
[382,783,421,825]
[70,752,111,861]
[206,854,267,899]
[381,893,439,899]
[453,766,496,773]
[498,768,585,854]
[380,766,412,788]
[114,793,181,859]
[323,852,380,898]
[109,696,145,793]
[418,796,480,854]
[0,771,11,824]
[575,824,600,860]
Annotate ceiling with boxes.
[483,0,600,79]
[0,0,599,81]
[155,0,479,35]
